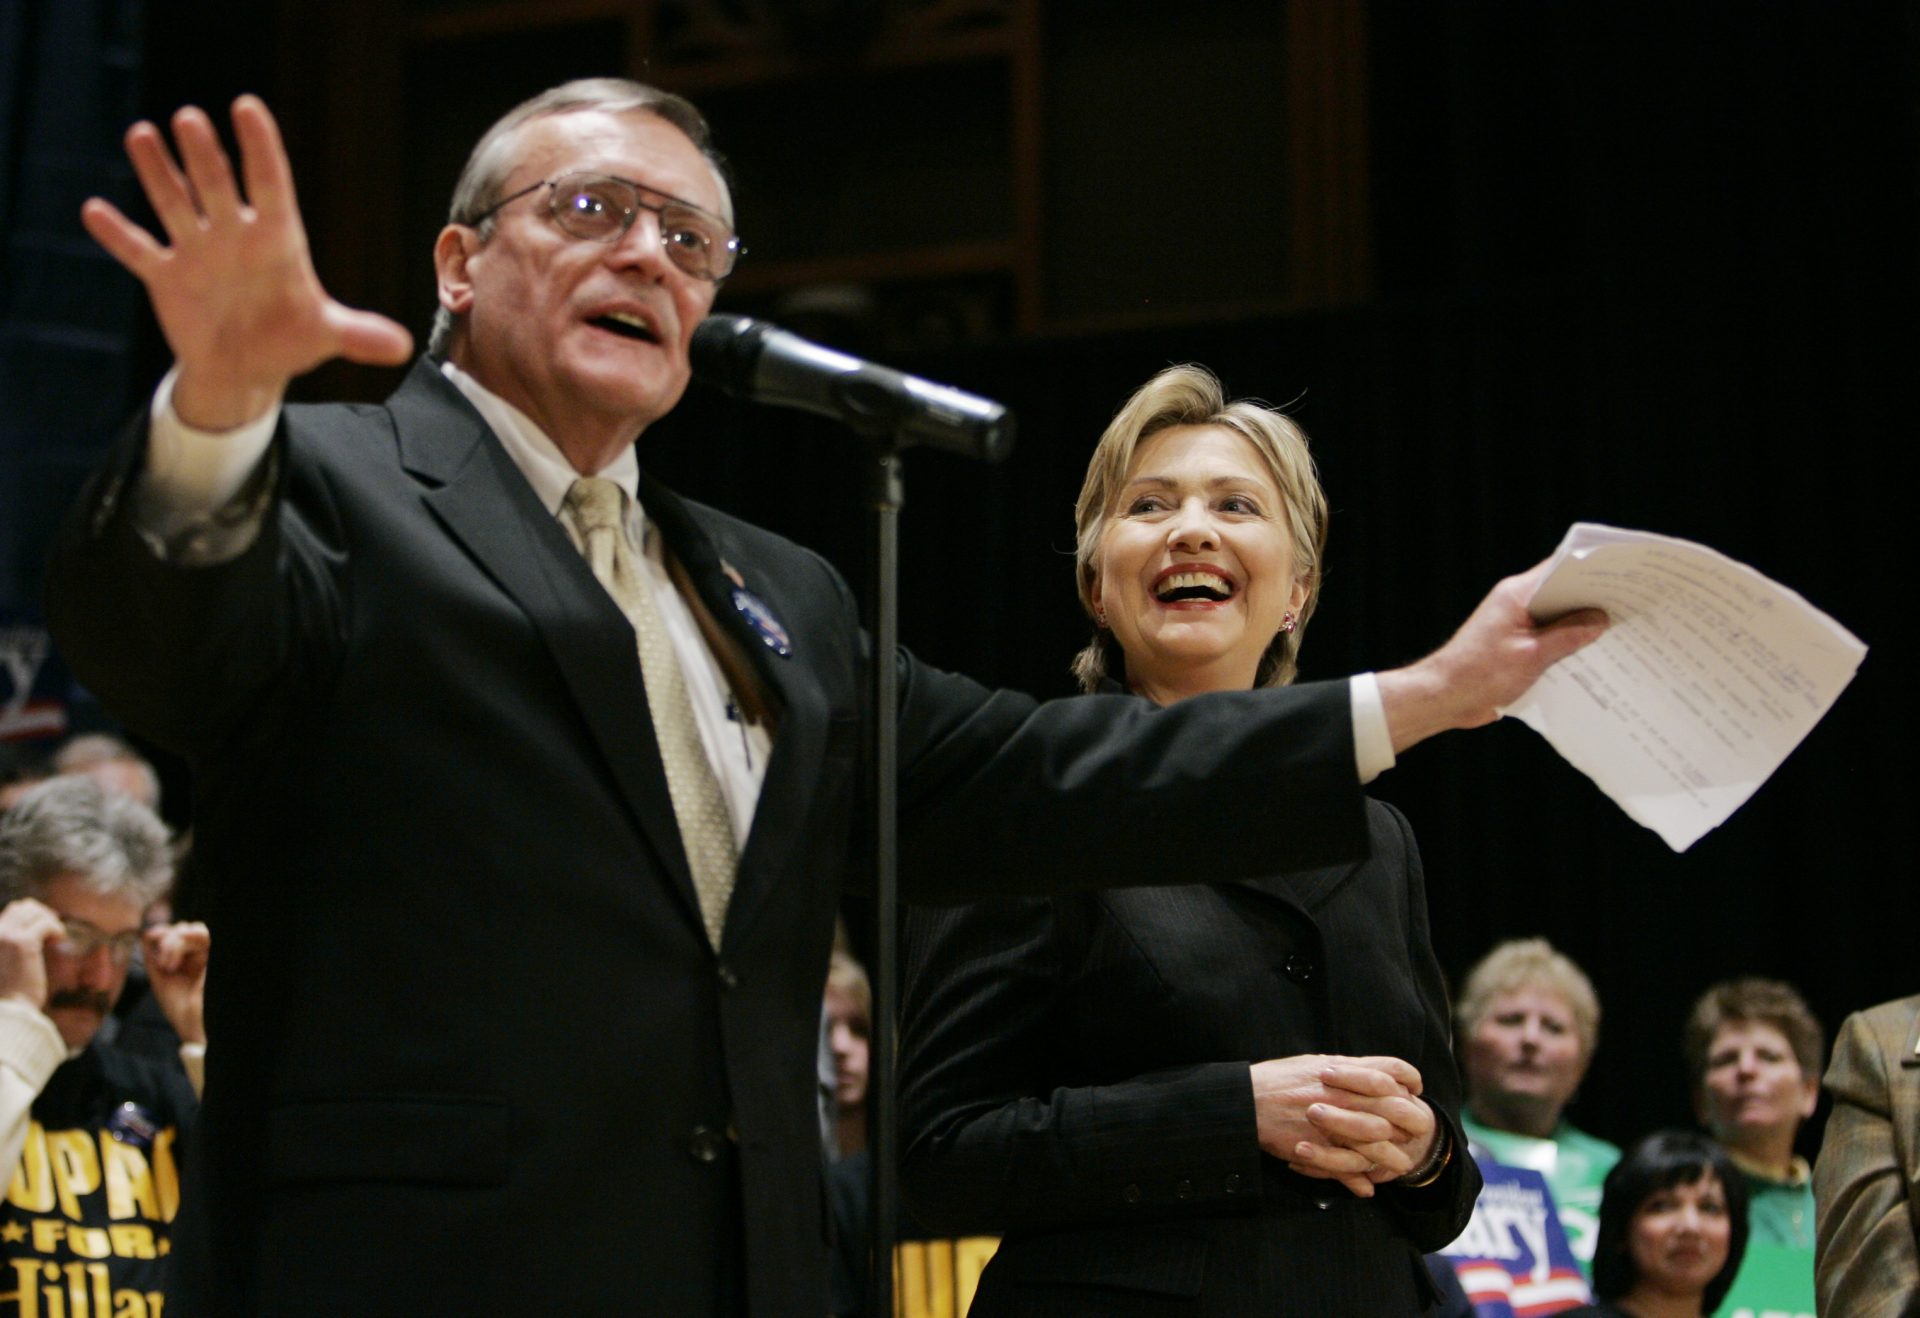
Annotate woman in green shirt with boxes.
[1683,978,1823,1249]
[1457,938,1621,1271]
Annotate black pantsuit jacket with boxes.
[901,797,1480,1316]
[45,360,1375,1316]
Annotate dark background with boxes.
[2,0,1913,1159]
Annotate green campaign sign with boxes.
[1713,1242,1814,1318]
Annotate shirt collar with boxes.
[1726,1148,1812,1186]
[439,360,641,519]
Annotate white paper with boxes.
[1504,523,1866,851]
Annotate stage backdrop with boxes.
[2,0,1912,1160]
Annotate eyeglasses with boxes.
[470,172,745,281]
[57,917,141,967]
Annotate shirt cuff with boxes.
[1350,672,1396,784]
[179,1042,206,1098]
[0,1000,66,1092]
[132,366,281,550]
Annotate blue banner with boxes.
[1443,1162,1592,1316]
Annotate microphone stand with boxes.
[859,415,1009,1318]
[864,440,904,1318]
[688,315,1011,1317]
[838,407,964,1318]
[786,382,999,1318]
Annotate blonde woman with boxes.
[901,365,1479,1316]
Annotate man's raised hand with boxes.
[144,921,210,1047]
[79,95,413,432]
[0,899,63,1011]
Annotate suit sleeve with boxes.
[43,406,356,759]
[899,895,1267,1235]
[894,657,1369,902]
[1373,801,1482,1250]
[1814,1007,1919,1318]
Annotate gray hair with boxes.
[427,78,729,357]
[0,777,173,909]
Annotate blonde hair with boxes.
[1456,937,1602,1061]
[1070,364,1327,692]
[825,950,871,1028]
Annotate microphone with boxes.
[689,314,1015,463]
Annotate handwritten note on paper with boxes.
[1503,524,1866,851]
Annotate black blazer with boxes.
[45,360,1376,1317]
[901,796,1480,1316]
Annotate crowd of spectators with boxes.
[9,732,1912,1316]
[803,921,1911,1316]
[1428,938,1908,1317]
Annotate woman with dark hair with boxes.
[1564,1130,1750,1318]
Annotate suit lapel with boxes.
[641,475,833,950]
[391,363,704,930]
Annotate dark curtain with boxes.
[0,0,148,608]
[646,1,1920,1152]
[5,0,1913,1154]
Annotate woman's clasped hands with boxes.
[1250,1054,1438,1199]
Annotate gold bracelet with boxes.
[1399,1125,1452,1188]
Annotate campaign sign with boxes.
[0,614,67,743]
[1443,1163,1591,1316]
[1713,1242,1814,1318]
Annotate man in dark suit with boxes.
[44,81,1603,1315]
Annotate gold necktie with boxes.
[563,477,737,948]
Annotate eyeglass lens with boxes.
[549,175,738,279]
[59,918,140,963]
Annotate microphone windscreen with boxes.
[689,315,768,394]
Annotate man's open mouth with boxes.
[589,312,659,343]
[1154,571,1234,603]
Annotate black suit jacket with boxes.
[45,360,1374,1316]
[900,797,1480,1316]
